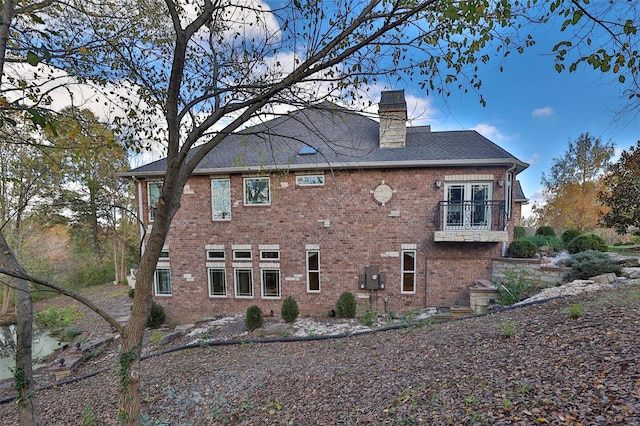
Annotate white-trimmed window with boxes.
[306,250,320,292]
[159,250,170,260]
[260,250,280,261]
[261,269,280,298]
[233,250,252,260]
[401,250,416,294]
[212,178,231,220]
[207,250,225,260]
[147,181,162,222]
[154,268,171,296]
[208,269,226,297]
[235,269,253,297]
[244,177,270,206]
[296,175,325,186]
[505,172,513,218]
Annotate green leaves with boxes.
[548,1,639,98]
[26,51,40,66]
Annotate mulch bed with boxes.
[0,283,639,425]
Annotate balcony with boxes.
[434,200,508,242]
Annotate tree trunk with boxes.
[113,231,120,285]
[89,184,101,256]
[120,239,127,285]
[0,231,39,425]
[117,226,167,424]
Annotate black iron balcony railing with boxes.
[435,200,506,232]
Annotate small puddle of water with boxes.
[0,325,65,381]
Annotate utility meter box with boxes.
[359,265,386,290]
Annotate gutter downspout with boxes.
[501,164,517,256]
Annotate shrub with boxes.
[67,258,115,289]
[146,301,166,328]
[496,270,531,305]
[513,226,527,240]
[127,288,135,299]
[336,291,357,318]
[561,229,581,246]
[359,310,377,327]
[245,305,264,331]
[567,233,608,254]
[568,304,584,319]
[528,235,564,252]
[566,251,621,280]
[281,296,299,323]
[535,226,556,237]
[507,240,538,258]
[564,250,610,267]
[500,318,516,338]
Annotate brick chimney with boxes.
[378,90,407,148]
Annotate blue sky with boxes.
[401,23,639,219]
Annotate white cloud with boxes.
[526,152,541,165]
[532,107,554,118]
[471,123,509,141]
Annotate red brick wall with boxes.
[140,167,516,323]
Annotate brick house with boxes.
[122,90,528,323]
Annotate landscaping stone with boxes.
[253,323,295,338]
[159,331,183,345]
[590,272,617,284]
[622,267,640,279]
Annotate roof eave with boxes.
[117,158,528,179]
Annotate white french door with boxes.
[445,183,491,230]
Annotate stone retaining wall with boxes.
[492,258,568,285]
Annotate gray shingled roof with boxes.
[122,102,528,177]
[515,180,529,203]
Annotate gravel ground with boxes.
[1,281,639,425]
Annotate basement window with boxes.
[233,250,252,260]
[306,250,320,292]
[207,250,225,260]
[235,269,253,298]
[260,250,280,261]
[401,250,416,294]
[208,269,227,297]
[261,269,280,298]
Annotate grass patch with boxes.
[34,306,82,330]
[500,318,516,338]
[567,304,584,319]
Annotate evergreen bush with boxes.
[245,305,264,331]
[507,240,538,258]
[567,233,608,254]
[564,250,610,266]
[513,226,527,240]
[561,229,581,246]
[146,301,166,328]
[535,226,556,237]
[127,288,135,299]
[281,296,299,323]
[528,235,564,252]
[564,250,620,280]
[336,291,357,318]
[567,257,621,280]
